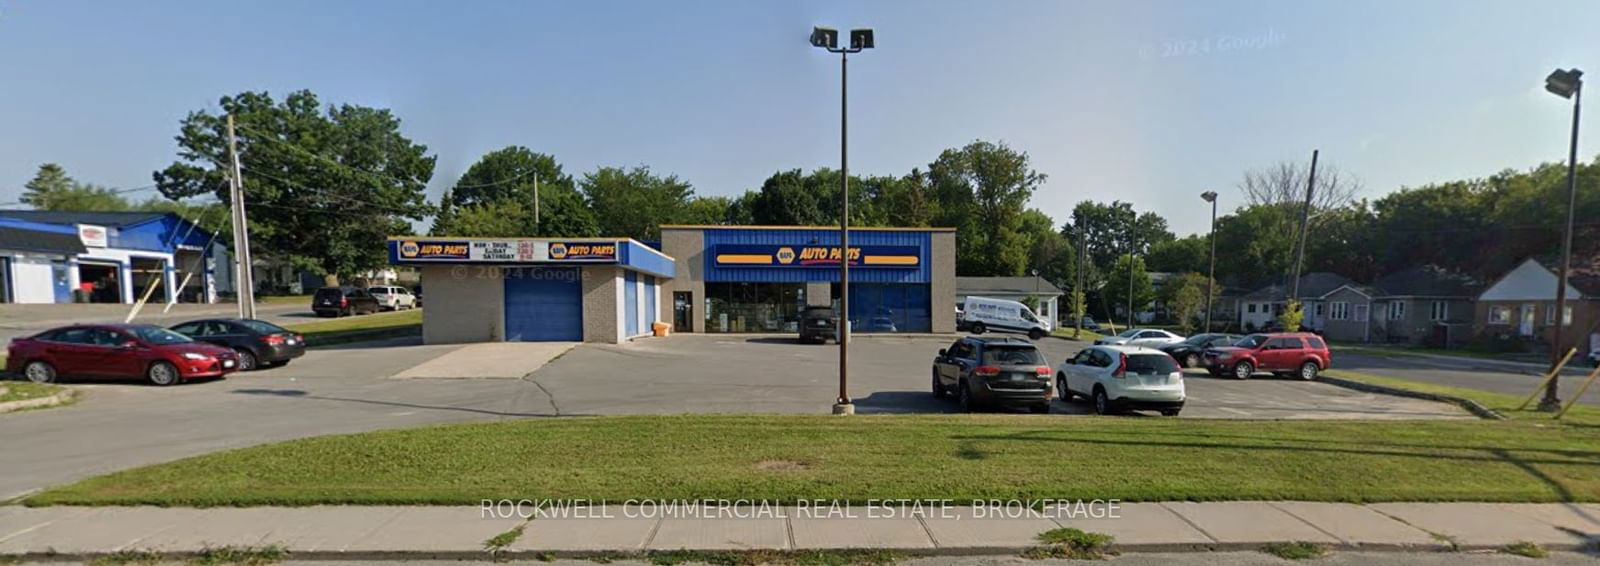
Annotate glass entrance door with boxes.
[673,291,693,332]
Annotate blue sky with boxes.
[1,0,1596,236]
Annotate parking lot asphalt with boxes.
[1335,350,1600,406]
[0,333,1468,501]
[0,303,324,344]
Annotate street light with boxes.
[1201,191,1219,333]
[812,25,873,416]
[1541,67,1583,412]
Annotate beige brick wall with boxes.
[930,231,956,333]
[420,264,503,344]
[659,228,707,332]
[581,265,620,344]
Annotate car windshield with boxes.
[1234,335,1268,349]
[982,346,1045,365]
[1116,328,1142,338]
[129,326,193,345]
[238,320,289,334]
[1125,354,1180,376]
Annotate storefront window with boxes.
[835,283,932,333]
[704,283,807,333]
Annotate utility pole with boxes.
[1288,149,1319,303]
[533,172,540,234]
[226,114,257,319]
[1126,248,1135,331]
[1074,224,1085,339]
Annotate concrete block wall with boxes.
[930,231,956,333]
[420,264,503,344]
[581,265,621,344]
[805,282,831,306]
[659,228,706,333]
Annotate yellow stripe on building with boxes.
[717,254,773,265]
[862,255,920,265]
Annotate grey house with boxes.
[1370,266,1480,346]
[1238,272,1356,332]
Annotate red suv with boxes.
[1202,332,1330,380]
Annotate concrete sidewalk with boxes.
[1,502,1596,559]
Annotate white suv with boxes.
[368,286,417,311]
[1055,345,1185,416]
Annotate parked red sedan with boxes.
[6,324,240,385]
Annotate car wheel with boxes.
[1233,361,1254,380]
[1028,328,1045,341]
[1092,388,1112,415]
[1160,409,1181,417]
[1299,361,1319,381]
[1056,375,1073,402]
[1185,353,1201,368]
[23,361,57,384]
[235,349,258,372]
[970,322,986,335]
[147,361,181,386]
[931,369,945,399]
[958,380,975,413]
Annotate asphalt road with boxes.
[1335,350,1600,406]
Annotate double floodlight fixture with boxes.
[1546,68,1584,99]
[811,26,873,53]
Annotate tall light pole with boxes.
[1201,191,1219,333]
[812,26,873,415]
[1541,67,1583,412]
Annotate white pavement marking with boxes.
[391,342,578,379]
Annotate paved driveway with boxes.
[1335,350,1600,406]
[0,333,1467,501]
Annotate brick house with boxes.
[1474,257,1600,354]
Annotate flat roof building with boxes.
[387,237,674,344]
[657,225,956,334]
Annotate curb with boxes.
[1316,375,1505,420]
[0,388,76,414]
[2,540,1591,562]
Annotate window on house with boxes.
[1545,305,1573,326]
[1430,301,1448,321]
[1488,305,1512,325]
[1315,303,1325,317]
[1330,302,1349,321]
[1247,303,1257,314]
[1388,301,1405,320]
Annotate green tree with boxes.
[748,169,832,226]
[680,196,734,226]
[1212,204,1298,287]
[437,146,596,238]
[154,90,436,282]
[928,140,1045,276]
[1279,299,1305,332]
[1146,235,1208,274]
[581,165,695,240]
[1019,209,1075,288]
[432,200,535,238]
[1161,272,1213,334]
[1103,254,1154,325]
[21,164,134,211]
[1070,201,1173,273]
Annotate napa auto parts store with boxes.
[388,237,675,344]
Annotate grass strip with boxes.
[27,412,1600,507]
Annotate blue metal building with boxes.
[658,225,957,334]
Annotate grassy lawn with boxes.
[0,382,65,404]
[281,309,421,345]
[1051,328,1108,342]
[1323,369,1600,425]
[258,295,312,305]
[1333,345,1541,363]
[28,411,1600,507]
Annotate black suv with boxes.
[931,336,1053,413]
[798,306,837,344]
[312,287,381,317]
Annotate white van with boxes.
[960,296,1052,340]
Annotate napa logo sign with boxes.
[547,242,617,261]
[775,247,797,265]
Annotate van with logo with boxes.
[960,296,1052,341]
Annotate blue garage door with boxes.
[645,275,657,329]
[624,270,639,336]
[504,267,582,341]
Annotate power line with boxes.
[234,123,538,192]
